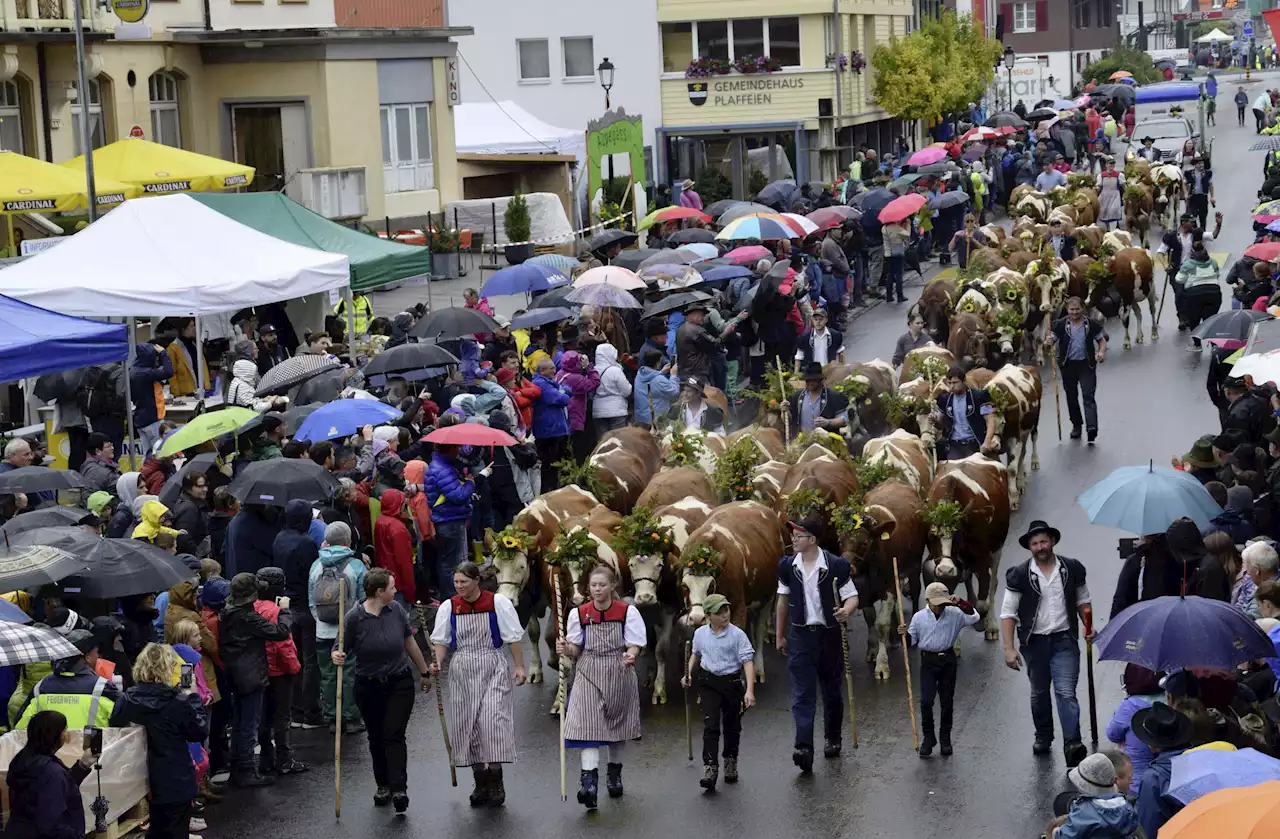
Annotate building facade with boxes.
[0,0,467,225]
[995,0,1119,101]
[655,0,914,198]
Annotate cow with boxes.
[948,311,990,371]
[894,377,944,466]
[1008,184,1038,210]
[729,426,786,459]
[636,466,718,510]
[826,359,896,440]
[862,429,933,493]
[1102,229,1133,252]
[1024,257,1070,364]
[954,284,994,320]
[678,501,787,683]
[923,455,1012,640]
[752,458,792,505]
[1047,205,1078,233]
[1130,157,1152,184]
[983,364,1043,511]
[900,345,956,385]
[1151,164,1185,231]
[1066,255,1099,302]
[1109,247,1158,348]
[1124,183,1153,248]
[778,446,860,511]
[589,427,661,514]
[917,278,956,346]
[975,224,1007,248]
[1074,224,1105,257]
[542,504,626,608]
[1006,249,1038,273]
[1014,191,1052,223]
[1070,188,1100,227]
[968,247,1013,276]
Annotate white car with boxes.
[1128,117,1212,166]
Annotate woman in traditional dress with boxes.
[429,561,526,808]
[1097,157,1124,231]
[555,564,646,810]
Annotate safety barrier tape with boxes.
[479,212,636,251]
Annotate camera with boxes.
[1117,537,1136,559]
[83,726,103,757]
[179,663,194,691]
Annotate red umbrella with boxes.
[877,193,928,224]
[961,126,1000,143]
[422,424,518,447]
[806,206,859,231]
[1245,242,1280,263]
[652,206,710,225]
[723,245,773,265]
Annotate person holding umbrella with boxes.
[1132,703,1193,836]
[425,444,483,598]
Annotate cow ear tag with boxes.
[880,532,891,541]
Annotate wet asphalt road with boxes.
[209,88,1269,839]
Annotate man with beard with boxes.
[256,324,291,375]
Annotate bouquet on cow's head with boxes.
[789,430,850,462]
[852,456,901,492]
[880,390,931,427]
[922,499,965,536]
[612,506,677,562]
[784,487,830,523]
[487,525,536,563]
[545,526,598,571]
[664,426,705,468]
[713,436,764,501]
[682,542,723,577]
[553,457,614,503]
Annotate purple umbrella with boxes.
[1094,595,1275,672]
[565,284,642,309]
[962,143,987,162]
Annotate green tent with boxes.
[190,192,431,292]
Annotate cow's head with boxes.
[629,552,665,606]
[923,498,965,582]
[1032,269,1054,313]
[836,505,896,576]
[679,542,723,628]
[485,528,534,603]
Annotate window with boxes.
[148,72,181,149]
[683,18,803,69]
[768,17,801,67]
[517,39,550,82]
[697,21,729,62]
[380,103,433,193]
[1095,0,1113,27]
[734,18,765,58]
[1012,1,1036,32]
[0,80,23,154]
[1073,0,1091,28]
[71,79,105,156]
[562,36,594,79]
[661,22,693,72]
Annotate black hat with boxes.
[1228,443,1260,471]
[559,324,580,344]
[685,300,711,314]
[229,571,260,606]
[1131,703,1193,750]
[256,566,286,600]
[261,412,285,434]
[802,361,826,383]
[1213,429,1247,452]
[258,323,277,334]
[1266,426,1280,447]
[65,628,99,656]
[1018,519,1061,550]
[1141,136,1155,144]
[1223,376,1248,391]
[645,318,668,337]
[789,517,824,540]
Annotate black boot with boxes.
[605,762,624,798]
[488,766,506,807]
[792,746,814,774]
[700,763,718,791]
[469,767,490,807]
[940,731,953,756]
[723,758,739,783]
[577,769,599,810]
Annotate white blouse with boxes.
[565,602,647,648]
[430,593,526,646]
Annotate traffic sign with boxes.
[1243,20,1254,38]
[128,125,144,139]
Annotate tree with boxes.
[872,12,1002,120]
[1080,44,1163,86]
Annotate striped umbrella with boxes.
[716,213,798,241]
[572,266,646,290]
[0,621,80,667]
[254,354,343,397]
[780,213,820,237]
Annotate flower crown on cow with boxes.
[611,507,677,561]
[683,543,723,577]
[664,426,705,468]
[488,525,536,563]
[545,526,598,569]
[922,499,965,536]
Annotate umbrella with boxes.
[985,111,1028,129]
[667,228,716,245]
[1051,99,1082,111]
[156,407,260,458]
[511,307,574,329]
[587,229,638,252]
[228,459,343,507]
[642,291,712,319]
[529,285,577,310]
[962,144,988,162]
[705,199,741,220]
[293,369,347,406]
[716,213,798,241]
[780,213,820,237]
[0,151,142,213]
[1158,780,1280,838]
[679,242,719,261]
[1254,200,1280,224]
[960,126,1000,143]
[422,424,518,448]
[890,173,924,190]
[929,191,972,210]
[854,187,896,219]
[1267,220,1280,233]
[878,194,928,224]
[718,202,776,225]
[0,544,86,591]
[32,369,83,404]
[807,206,860,229]
[282,403,326,434]
[908,147,948,166]
[1110,70,1133,79]
[294,399,402,443]
[638,205,710,231]
[0,599,30,624]
[755,180,799,210]
[916,161,961,176]
[411,306,501,340]
[1244,242,1280,263]
[1190,309,1274,343]
[158,452,220,507]
[11,528,195,599]
[1077,462,1223,534]
[526,253,582,274]
[0,467,85,495]
[723,245,773,266]
[573,266,646,290]
[255,355,343,397]
[1249,136,1280,152]
[1231,348,1280,384]
[566,284,642,309]
[639,263,701,291]
[0,621,80,667]
[0,506,96,537]
[638,248,701,269]
[1094,595,1275,672]
[610,248,663,272]
[1168,748,1280,805]
[696,265,755,285]
[480,263,568,297]
[360,342,460,378]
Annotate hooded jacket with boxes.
[131,499,180,543]
[272,499,320,602]
[139,456,174,496]
[401,460,434,541]
[218,597,292,695]
[78,451,121,494]
[4,745,92,839]
[309,545,365,641]
[163,581,219,702]
[107,472,142,539]
[373,489,416,604]
[227,360,274,411]
[505,376,541,432]
[1201,484,1255,545]
[634,365,681,426]
[1136,748,1186,839]
[14,659,120,731]
[531,371,571,438]
[424,452,473,525]
[167,489,208,557]
[556,351,601,433]
[1056,794,1141,839]
[251,575,300,678]
[110,683,207,805]
[592,344,632,420]
[130,342,174,429]
[224,505,281,577]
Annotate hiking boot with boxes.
[198,779,223,804]
[723,758,739,784]
[1070,425,1082,440]
[392,792,409,814]
[700,763,718,791]
[577,769,599,810]
[469,767,490,808]
[1032,737,1053,756]
[1087,428,1098,445]
[918,734,936,758]
[488,766,506,807]
[940,733,953,757]
[1065,740,1088,768]
[230,771,274,788]
[373,786,392,806]
[605,762,624,798]
[792,746,814,774]
[823,740,841,758]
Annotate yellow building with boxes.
[655,0,915,194]
[0,0,469,225]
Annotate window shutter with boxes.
[1035,0,1048,30]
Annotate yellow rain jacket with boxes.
[131,499,180,543]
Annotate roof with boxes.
[453,101,585,158]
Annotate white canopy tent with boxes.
[1195,29,1233,43]
[453,101,585,158]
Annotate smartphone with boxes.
[179,663,194,690]
[83,727,103,757]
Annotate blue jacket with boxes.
[1056,794,1140,839]
[129,342,174,429]
[272,499,319,602]
[531,372,571,439]
[1202,509,1253,544]
[225,505,281,577]
[634,366,681,425]
[309,545,366,640]
[1136,748,1186,839]
[424,451,474,523]
[4,746,91,839]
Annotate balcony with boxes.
[1,0,111,32]
[334,0,443,28]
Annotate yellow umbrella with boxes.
[0,151,143,255]
[61,138,255,194]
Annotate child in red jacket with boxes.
[373,489,417,605]
[252,567,307,774]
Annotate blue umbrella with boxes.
[565,284,642,309]
[526,253,582,274]
[1094,595,1276,672]
[697,265,755,284]
[480,264,568,297]
[293,399,402,443]
[1077,462,1223,535]
[0,598,31,624]
[511,307,574,330]
[1267,219,1280,233]
[1168,747,1280,805]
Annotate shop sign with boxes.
[111,0,149,24]
[686,76,805,107]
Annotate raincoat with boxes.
[556,350,600,433]
[592,344,632,420]
[227,360,275,411]
[131,499,180,543]
[372,489,416,603]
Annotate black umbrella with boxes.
[705,199,741,219]
[228,459,342,507]
[666,228,716,245]
[0,543,86,591]
[985,111,1028,129]
[0,467,85,495]
[32,370,83,404]
[283,403,325,435]
[0,506,96,538]
[915,162,961,176]
[611,248,663,272]
[1026,108,1059,122]
[11,528,194,599]
[755,179,798,210]
[1191,309,1274,342]
[529,285,578,310]
[642,291,713,320]
[410,307,500,340]
[587,229,638,252]
[511,307,574,330]
[255,355,342,397]
[361,342,460,378]
[292,370,347,406]
[158,452,220,507]
[929,191,972,210]
[854,187,895,223]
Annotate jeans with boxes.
[786,625,844,750]
[595,415,627,436]
[258,673,294,769]
[919,650,957,740]
[290,611,321,722]
[317,637,361,723]
[697,671,745,764]
[353,669,416,792]
[1020,631,1082,744]
[944,438,981,461]
[535,435,567,492]
[1061,360,1098,432]
[885,254,905,299]
[1238,104,1247,126]
[231,689,265,776]
[435,519,468,598]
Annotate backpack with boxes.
[313,559,354,624]
[77,366,124,417]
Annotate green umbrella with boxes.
[891,173,923,189]
[157,407,260,458]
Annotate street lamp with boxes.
[1003,46,1016,111]
[597,57,615,110]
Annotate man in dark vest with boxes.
[999,520,1094,769]
[934,365,998,460]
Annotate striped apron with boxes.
[446,610,516,766]
[563,618,642,747]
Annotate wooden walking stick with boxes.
[835,577,858,748]
[334,583,345,819]
[1084,612,1099,746]
[1154,254,1174,328]
[775,356,791,446]
[553,574,568,802]
[892,557,920,751]
[432,646,457,787]
[684,640,694,760]
[1048,343,1063,441]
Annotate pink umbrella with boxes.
[908,147,948,166]
[878,193,928,224]
[723,245,772,265]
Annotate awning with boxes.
[0,151,142,213]
[0,293,127,382]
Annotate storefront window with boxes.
[148,72,181,149]
[71,79,105,156]
[769,17,801,67]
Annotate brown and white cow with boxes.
[862,429,933,494]
[1024,256,1070,364]
[983,364,1043,511]
[1124,184,1153,248]
[1108,247,1157,348]
[1014,191,1052,222]
[948,311,990,371]
[635,466,717,510]
[900,345,956,385]
[589,427,661,514]
[1074,224,1105,257]
[541,505,626,609]
[923,455,1012,640]
[752,458,792,505]
[1151,164,1184,232]
[679,501,787,682]
[824,359,896,440]
[777,447,860,549]
[917,278,957,346]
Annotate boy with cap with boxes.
[682,594,756,792]
[900,582,980,757]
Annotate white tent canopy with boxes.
[1195,29,1233,43]
[453,101,585,157]
[0,194,349,317]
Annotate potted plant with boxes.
[429,227,459,280]
[503,192,534,265]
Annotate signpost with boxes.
[1243,20,1254,38]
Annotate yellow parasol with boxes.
[61,138,255,194]
[0,151,142,254]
